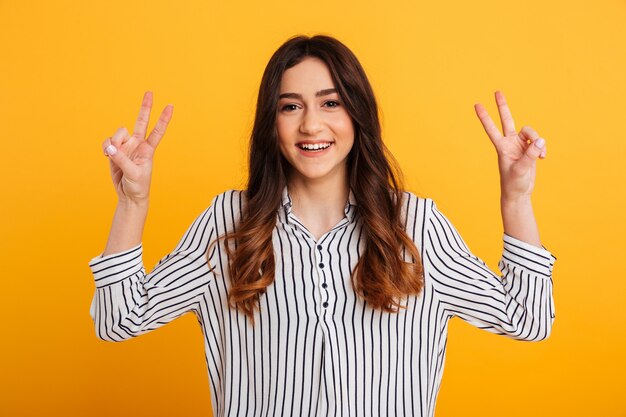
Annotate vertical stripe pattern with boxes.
[88,187,556,417]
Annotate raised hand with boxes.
[474,91,547,202]
[102,92,173,205]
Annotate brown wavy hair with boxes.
[209,34,424,323]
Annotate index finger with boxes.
[145,104,174,149]
[495,90,516,136]
[133,91,153,139]
[474,102,502,143]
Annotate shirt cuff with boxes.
[88,244,144,288]
[502,233,556,278]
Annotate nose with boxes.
[299,108,323,135]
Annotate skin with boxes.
[275,56,355,240]
[100,91,172,255]
[475,91,547,200]
[474,91,547,247]
[99,67,548,255]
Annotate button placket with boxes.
[314,243,330,310]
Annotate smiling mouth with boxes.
[296,142,334,151]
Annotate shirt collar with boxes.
[281,185,357,220]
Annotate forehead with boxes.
[279,57,336,93]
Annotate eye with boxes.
[324,100,341,108]
[280,104,299,112]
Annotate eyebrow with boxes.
[278,88,338,100]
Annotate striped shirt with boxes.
[88,186,556,417]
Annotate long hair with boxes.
[210,34,424,323]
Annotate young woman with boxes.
[90,35,556,417]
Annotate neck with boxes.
[287,171,350,224]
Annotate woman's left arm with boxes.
[422,91,557,342]
[474,90,546,248]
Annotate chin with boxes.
[292,170,331,181]
[290,164,346,183]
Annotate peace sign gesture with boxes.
[474,91,547,202]
[102,91,174,205]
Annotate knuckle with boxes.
[111,133,124,146]
[114,126,128,138]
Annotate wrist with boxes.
[500,195,541,248]
[116,200,150,220]
[500,193,532,207]
[117,198,149,211]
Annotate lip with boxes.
[296,139,334,145]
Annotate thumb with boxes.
[104,143,138,177]
[518,137,545,170]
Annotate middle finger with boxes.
[133,91,153,140]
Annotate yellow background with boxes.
[1,0,624,416]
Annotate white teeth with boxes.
[298,142,332,150]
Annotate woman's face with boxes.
[276,56,355,185]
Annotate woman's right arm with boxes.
[100,91,170,255]
[88,202,216,342]
[102,201,148,256]
[88,92,215,342]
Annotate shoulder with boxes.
[210,189,246,206]
[396,190,437,241]
[398,190,436,220]
[204,189,247,230]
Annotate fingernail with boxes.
[105,145,117,156]
[535,138,545,148]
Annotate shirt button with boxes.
[323,302,329,308]
[322,283,328,288]
[319,263,324,268]
[317,244,323,251]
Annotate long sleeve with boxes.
[88,201,217,342]
[424,199,556,341]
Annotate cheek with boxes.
[275,117,293,144]
[333,114,355,141]
[275,119,293,159]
